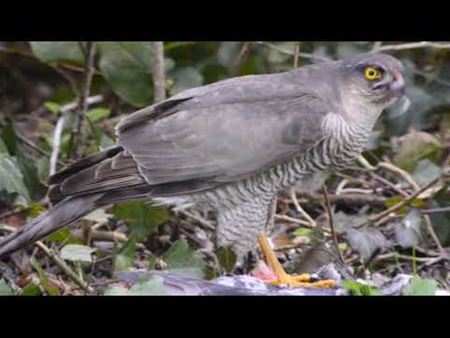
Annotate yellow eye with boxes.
[364,66,382,81]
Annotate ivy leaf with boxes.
[394,208,423,248]
[30,257,61,296]
[403,276,437,295]
[0,279,14,296]
[393,131,443,172]
[99,42,154,107]
[60,244,96,263]
[346,228,390,260]
[112,201,169,241]
[217,246,237,273]
[0,153,30,205]
[342,280,382,296]
[86,108,111,123]
[161,239,206,278]
[30,42,84,64]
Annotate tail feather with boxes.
[0,193,103,258]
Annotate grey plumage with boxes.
[0,52,406,258]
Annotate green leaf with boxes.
[403,276,437,296]
[86,108,111,123]
[346,228,390,260]
[293,228,312,237]
[0,138,9,153]
[20,283,42,296]
[104,275,166,296]
[30,42,84,64]
[169,67,204,95]
[30,257,61,296]
[128,275,165,295]
[112,201,169,241]
[0,153,30,205]
[393,131,443,172]
[60,244,96,263]
[46,227,82,245]
[342,280,382,296]
[217,246,237,274]
[161,239,205,278]
[44,101,61,114]
[114,240,136,273]
[99,42,154,107]
[0,279,14,295]
[83,208,112,223]
[394,208,423,248]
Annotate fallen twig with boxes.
[373,41,450,53]
[322,185,346,265]
[73,41,96,160]
[152,42,166,103]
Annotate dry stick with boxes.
[152,42,166,103]
[377,161,447,257]
[255,41,332,63]
[73,41,96,160]
[373,41,450,52]
[354,176,442,229]
[34,242,94,294]
[293,42,300,68]
[289,189,317,227]
[296,190,387,207]
[49,115,66,176]
[369,172,410,198]
[274,214,312,227]
[322,185,346,264]
[377,161,421,192]
[49,95,104,175]
[0,225,94,294]
[231,42,251,76]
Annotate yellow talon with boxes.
[257,233,337,289]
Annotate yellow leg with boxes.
[257,233,337,288]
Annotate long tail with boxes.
[0,193,103,257]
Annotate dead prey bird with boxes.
[0,52,406,288]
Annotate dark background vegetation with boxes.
[0,41,449,295]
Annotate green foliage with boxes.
[217,246,237,274]
[30,42,84,64]
[114,240,136,273]
[60,244,97,263]
[0,153,30,206]
[0,279,14,295]
[112,201,169,241]
[160,239,206,278]
[403,276,438,296]
[342,280,382,296]
[104,275,165,296]
[393,131,443,172]
[98,42,155,107]
[30,257,61,296]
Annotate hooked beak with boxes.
[389,69,406,95]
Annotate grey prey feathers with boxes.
[0,53,406,258]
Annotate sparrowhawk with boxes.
[0,52,406,287]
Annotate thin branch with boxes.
[377,161,421,192]
[0,224,94,294]
[49,115,66,176]
[152,42,166,103]
[322,185,346,264]
[255,41,332,63]
[355,176,442,229]
[289,189,317,227]
[295,190,387,208]
[293,42,300,68]
[373,41,450,53]
[73,41,96,160]
[231,42,251,76]
[274,214,312,227]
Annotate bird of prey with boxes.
[0,52,406,288]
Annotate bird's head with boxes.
[338,52,406,113]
